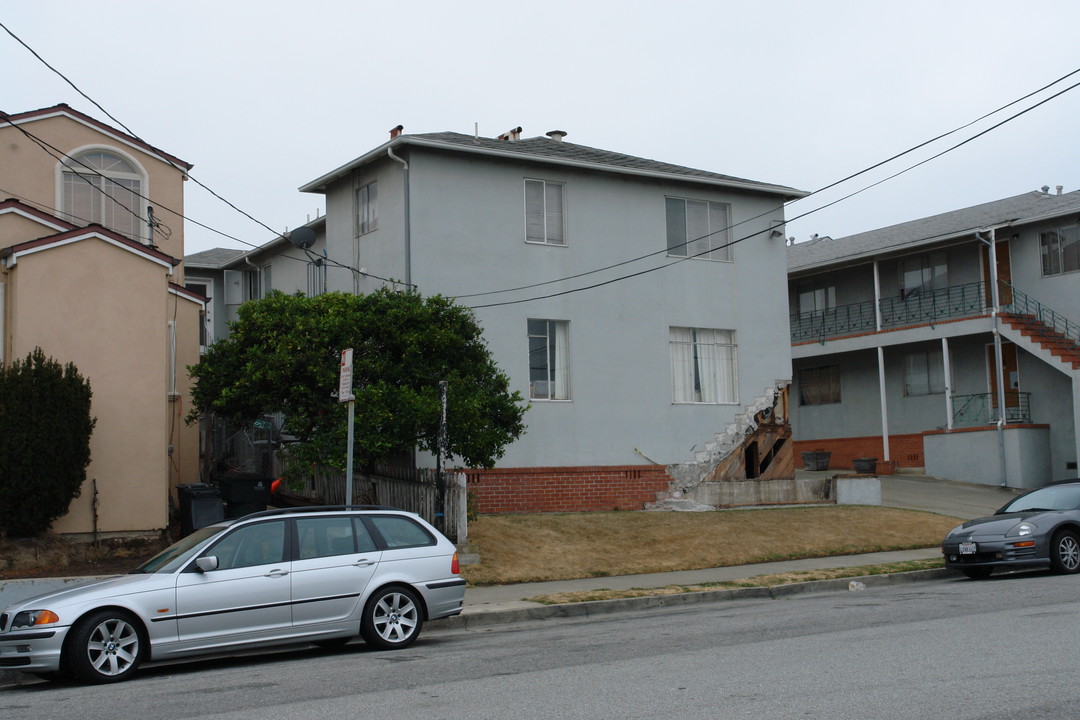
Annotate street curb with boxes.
[1,568,957,687]
[435,568,956,630]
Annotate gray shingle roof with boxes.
[301,131,806,198]
[412,132,801,193]
[185,247,245,268]
[788,190,1080,273]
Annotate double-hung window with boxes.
[903,349,946,396]
[670,327,737,404]
[528,319,570,400]
[666,197,732,261]
[524,179,565,245]
[357,181,377,236]
[61,151,144,241]
[1040,225,1080,276]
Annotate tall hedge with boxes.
[0,348,96,537]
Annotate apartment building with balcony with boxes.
[788,188,1080,488]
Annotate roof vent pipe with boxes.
[389,125,404,140]
[1057,185,1063,195]
[546,130,568,142]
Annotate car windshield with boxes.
[1000,485,1080,514]
[132,525,227,574]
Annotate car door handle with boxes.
[265,569,289,578]
[352,558,376,567]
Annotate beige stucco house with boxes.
[0,104,203,536]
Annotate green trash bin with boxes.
[215,474,272,519]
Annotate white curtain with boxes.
[552,320,570,399]
[670,327,736,403]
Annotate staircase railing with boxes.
[951,391,1031,427]
[1001,282,1080,346]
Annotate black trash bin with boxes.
[216,474,273,519]
[177,483,224,536]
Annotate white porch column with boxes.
[943,337,954,430]
[878,346,890,462]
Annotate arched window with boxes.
[61,151,143,240]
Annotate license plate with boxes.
[959,542,977,555]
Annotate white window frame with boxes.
[1040,224,1080,276]
[903,349,946,396]
[357,181,378,236]
[528,319,570,400]
[670,327,737,404]
[665,197,732,261]
[57,146,148,243]
[524,178,566,246]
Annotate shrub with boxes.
[0,348,96,537]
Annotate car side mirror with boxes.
[195,556,219,573]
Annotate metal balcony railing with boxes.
[951,391,1031,427]
[791,281,989,343]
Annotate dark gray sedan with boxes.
[942,480,1080,579]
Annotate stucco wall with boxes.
[8,237,171,533]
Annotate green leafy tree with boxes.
[0,348,96,537]
[188,289,527,472]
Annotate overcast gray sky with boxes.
[5,0,1080,257]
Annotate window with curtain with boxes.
[1040,225,1080,276]
[357,181,377,235]
[669,327,737,403]
[798,365,841,405]
[903,349,946,396]
[528,319,570,400]
[525,179,565,245]
[61,151,143,241]
[666,197,732,261]
[898,251,948,299]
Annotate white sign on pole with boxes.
[339,348,355,402]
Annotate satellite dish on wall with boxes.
[289,226,316,249]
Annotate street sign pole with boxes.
[340,349,356,505]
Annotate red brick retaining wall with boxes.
[794,434,926,472]
[465,465,674,514]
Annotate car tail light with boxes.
[451,552,460,575]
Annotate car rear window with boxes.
[367,515,435,549]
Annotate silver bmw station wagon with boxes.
[0,506,465,683]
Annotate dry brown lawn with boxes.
[460,506,958,586]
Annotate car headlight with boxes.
[1007,522,1037,538]
[11,609,60,629]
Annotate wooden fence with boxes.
[295,466,468,543]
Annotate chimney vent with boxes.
[497,126,523,142]
[1057,185,1064,195]
[546,130,568,142]
[389,124,404,140]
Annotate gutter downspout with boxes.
[977,229,1009,487]
[387,147,411,289]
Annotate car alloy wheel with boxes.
[66,610,145,683]
[361,587,423,650]
[1050,530,1080,574]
